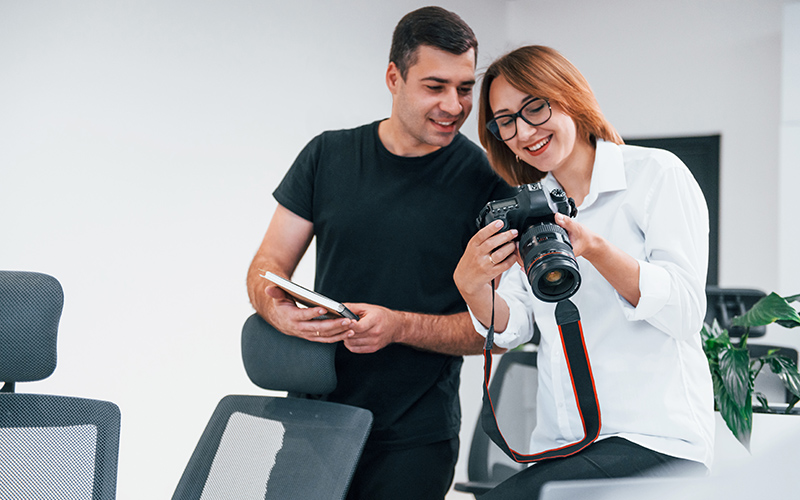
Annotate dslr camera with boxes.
[477,183,581,302]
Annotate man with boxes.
[246,7,510,499]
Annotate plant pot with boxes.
[711,406,800,475]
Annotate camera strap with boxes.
[481,286,601,463]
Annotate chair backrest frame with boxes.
[172,394,372,500]
[0,393,122,500]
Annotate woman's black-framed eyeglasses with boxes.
[486,98,552,142]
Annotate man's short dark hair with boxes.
[390,6,478,80]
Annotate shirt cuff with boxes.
[468,309,491,337]
[467,289,533,349]
[620,260,671,321]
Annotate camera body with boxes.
[477,182,581,302]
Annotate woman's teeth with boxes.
[526,136,550,151]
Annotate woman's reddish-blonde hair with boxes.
[478,45,623,186]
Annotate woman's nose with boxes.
[515,116,537,140]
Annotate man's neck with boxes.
[378,118,442,157]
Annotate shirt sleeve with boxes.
[618,158,709,340]
[468,266,537,349]
[272,134,323,222]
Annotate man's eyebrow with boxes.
[421,76,476,86]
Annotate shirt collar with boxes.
[543,140,627,210]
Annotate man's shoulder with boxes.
[296,121,379,162]
[314,120,380,143]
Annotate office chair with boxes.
[0,270,121,500]
[172,314,373,500]
[454,348,539,497]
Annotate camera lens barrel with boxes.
[520,222,581,302]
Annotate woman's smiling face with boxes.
[488,75,579,174]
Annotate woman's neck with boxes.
[553,139,596,207]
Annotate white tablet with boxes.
[261,272,358,320]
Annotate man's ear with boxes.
[385,62,402,94]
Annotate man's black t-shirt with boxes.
[274,120,510,448]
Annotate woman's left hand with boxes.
[554,212,598,260]
[555,212,641,306]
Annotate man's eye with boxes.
[459,87,473,95]
[427,86,443,92]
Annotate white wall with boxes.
[0,1,796,499]
[780,3,800,294]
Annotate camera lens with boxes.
[520,223,581,302]
[543,270,565,284]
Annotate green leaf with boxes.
[707,319,727,340]
[719,347,752,408]
[701,292,800,448]
[785,294,800,303]
[702,321,731,361]
[754,392,771,411]
[730,293,800,329]
[704,338,726,361]
[700,323,711,342]
[766,355,800,400]
[714,376,752,450]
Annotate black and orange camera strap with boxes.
[481,292,602,463]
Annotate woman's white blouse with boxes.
[470,141,716,468]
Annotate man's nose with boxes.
[439,88,463,116]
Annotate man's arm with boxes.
[247,204,354,343]
[343,304,494,356]
[248,205,493,355]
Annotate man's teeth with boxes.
[526,137,550,151]
[434,120,455,126]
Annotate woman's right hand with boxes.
[454,220,519,317]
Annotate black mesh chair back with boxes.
[0,270,121,500]
[454,349,539,497]
[172,314,372,500]
[0,393,121,499]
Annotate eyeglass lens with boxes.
[489,99,551,141]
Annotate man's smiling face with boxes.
[387,45,476,156]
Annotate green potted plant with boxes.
[701,292,800,450]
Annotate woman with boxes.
[454,45,714,499]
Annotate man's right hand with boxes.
[264,284,355,343]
